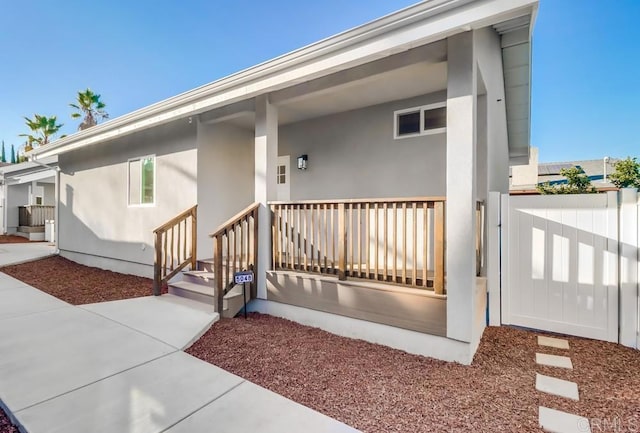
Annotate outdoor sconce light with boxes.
[297,154,308,170]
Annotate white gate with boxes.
[501,192,619,342]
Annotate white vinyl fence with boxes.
[494,189,639,348]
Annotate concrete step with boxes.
[197,258,214,273]
[222,285,248,319]
[182,270,215,287]
[169,281,215,306]
[169,280,246,316]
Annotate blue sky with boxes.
[0,0,638,162]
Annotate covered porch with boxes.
[191,33,497,342]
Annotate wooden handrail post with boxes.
[337,203,347,280]
[215,235,224,313]
[252,208,259,299]
[153,231,162,296]
[191,207,198,270]
[434,201,445,295]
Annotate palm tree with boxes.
[20,114,64,148]
[70,88,109,130]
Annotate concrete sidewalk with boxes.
[0,272,359,433]
[0,243,56,267]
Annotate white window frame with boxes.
[127,154,156,207]
[393,102,447,139]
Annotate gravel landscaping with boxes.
[0,235,31,244]
[0,408,17,433]
[187,313,640,433]
[0,256,156,304]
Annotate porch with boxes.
[17,205,55,241]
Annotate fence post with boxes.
[619,188,638,347]
[338,203,347,280]
[153,231,162,296]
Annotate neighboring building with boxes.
[0,157,58,240]
[28,0,539,364]
[510,147,619,193]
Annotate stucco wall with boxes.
[196,121,255,257]
[58,120,197,277]
[279,91,447,200]
[42,183,55,206]
[6,184,29,233]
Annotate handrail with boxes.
[268,196,445,205]
[209,202,261,238]
[153,205,197,295]
[211,202,259,313]
[271,197,446,294]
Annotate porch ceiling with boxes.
[278,61,447,125]
[223,60,447,129]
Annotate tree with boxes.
[609,157,640,188]
[1,140,5,163]
[537,167,597,194]
[70,88,109,130]
[10,144,15,164]
[20,114,64,148]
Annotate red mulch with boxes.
[0,235,31,244]
[0,408,17,433]
[0,256,156,305]
[187,314,640,433]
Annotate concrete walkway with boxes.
[0,243,56,267]
[0,272,359,432]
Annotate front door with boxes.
[276,155,290,201]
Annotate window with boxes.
[277,164,286,185]
[35,196,43,205]
[128,155,155,206]
[394,102,446,139]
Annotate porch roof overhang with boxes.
[494,14,537,165]
[0,155,58,185]
[29,0,538,161]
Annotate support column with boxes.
[255,95,278,299]
[446,31,477,343]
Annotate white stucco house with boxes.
[28,0,538,364]
[0,157,58,240]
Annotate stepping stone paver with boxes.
[536,353,573,369]
[539,406,591,433]
[536,373,579,400]
[538,335,570,350]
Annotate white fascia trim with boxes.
[30,0,537,160]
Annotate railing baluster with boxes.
[330,204,335,274]
[392,203,397,283]
[434,201,445,295]
[311,204,316,272]
[412,202,417,287]
[365,203,370,279]
[338,203,346,280]
[374,203,379,280]
[297,205,302,270]
[324,204,328,273]
[357,203,362,278]
[348,204,353,277]
[423,203,428,287]
[402,202,407,285]
[383,203,388,282]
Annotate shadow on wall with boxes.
[59,184,159,277]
